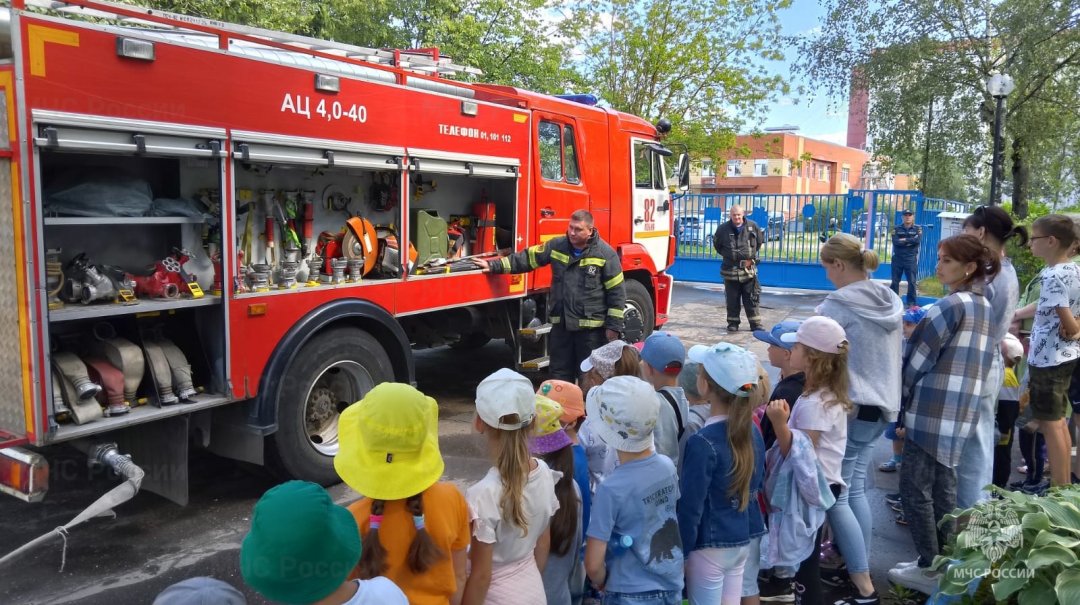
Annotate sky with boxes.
[756,0,850,145]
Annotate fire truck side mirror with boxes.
[677,153,690,192]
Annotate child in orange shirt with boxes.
[335,382,471,605]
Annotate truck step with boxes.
[519,323,553,337]
[520,356,550,370]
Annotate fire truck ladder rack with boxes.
[19,0,484,80]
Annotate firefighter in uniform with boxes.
[713,205,764,332]
[890,209,921,307]
[475,209,626,381]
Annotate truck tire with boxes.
[268,326,393,485]
[622,279,654,344]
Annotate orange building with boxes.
[693,132,871,197]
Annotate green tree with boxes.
[798,0,1080,217]
[135,0,581,92]
[571,0,792,160]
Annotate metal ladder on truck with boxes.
[20,0,483,80]
[514,298,552,372]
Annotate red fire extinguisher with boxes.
[472,191,496,254]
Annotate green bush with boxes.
[934,485,1080,604]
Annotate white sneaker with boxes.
[891,559,920,571]
[888,564,942,595]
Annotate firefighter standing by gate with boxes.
[713,205,764,332]
[475,209,626,380]
[890,209,922,307]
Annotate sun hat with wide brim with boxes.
[334,382,444,500]
[241,481,360,605]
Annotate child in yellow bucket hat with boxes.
[334,382,471,605]
[531,395,587,605]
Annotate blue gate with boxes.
[669,190,971,291]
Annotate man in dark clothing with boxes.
[475,209,626,381]
[713,205,764,331]
[890,210,921,307]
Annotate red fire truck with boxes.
[0,0,686,504]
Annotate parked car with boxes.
[853,212,892,238]
[763,213,785,241]
[675,215,705,245]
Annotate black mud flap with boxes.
[112,415,189,506]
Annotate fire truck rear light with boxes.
[461,101,479,116]
[116,37,155,61]
[0,447,48,503]
[314,74,340,93]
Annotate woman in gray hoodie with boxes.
[816,233,904,604]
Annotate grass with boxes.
[918,276,945,297]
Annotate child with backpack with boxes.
[639,331,690,467]
[464,368,561,605]
[679,342,765,604]
[335,383,471,605]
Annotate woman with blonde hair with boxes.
[814,233,902,603]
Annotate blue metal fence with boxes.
[669,190,972,291]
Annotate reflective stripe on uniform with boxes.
[527,245,543,269]
[607,308,625,318]
[604,273,625,289]
[550,250,570,264]
[551,316,561,324]
[500,257,511,271]
[581,258,606,267]
[579,319,604,328]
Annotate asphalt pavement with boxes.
[0,282,916,604]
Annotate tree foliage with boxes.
[136,0,792,161]
[135,0,582,92]
[797,0,1080,216]
[570,0,791,160]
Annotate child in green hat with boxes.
[240,480,407,605]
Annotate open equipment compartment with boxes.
[227,133,521,290]
[34,113,228,436]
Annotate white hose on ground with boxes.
[0,443,144,570]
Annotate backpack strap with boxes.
[658,389,684,441]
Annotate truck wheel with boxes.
[622,279,654,344]
[268,326,393,485]
[450,332,491,349]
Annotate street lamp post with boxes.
[986,72,1015,206]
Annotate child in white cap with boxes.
[463,368,561,605]
[680,342,765,604]
[765,316,867,605]
[583,375,684,604]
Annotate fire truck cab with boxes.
[0,0,686,504]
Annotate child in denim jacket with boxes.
[678,342,765,604]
